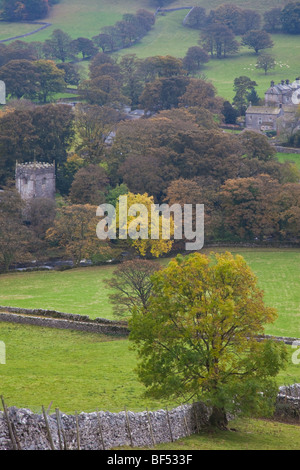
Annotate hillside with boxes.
[1,0,299,101]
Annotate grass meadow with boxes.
[0,320,299,415]
[277,152,300,170]
[0,248,299,337]
[0,0,299,448]
[0,247,299,419]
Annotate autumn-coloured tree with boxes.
[0,109,37,184]
[238,130,276,161]
[139,76,189,112]
[179,78,224,114]
[219,175,281,241]
[118,54,144,106]
[70,37,98,60]
[183,46,210,74]
[27,197,56,240]
[276,182,300,241]
[0,59,40,99]
[0,103,73,183]
[184,6,207,29]
[107,111,242,197]
[46,204,106,266]
[211,4,247,35]
[165,176,222,242]
[79,75,129,107]
[129,252,287,428]
[0,187,32,271]
[69,164,109,205]
[114,192,174,258]
[0,40,38,67]
[74,103,123,164]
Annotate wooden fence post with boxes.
[1,396,17,450]
[166,407,173,442]
[125,407,133,447]
[75,412,81,450]
[42,405,55,450]
[96,409,105,450]
[55,408,63,450]
[146,408,156,447]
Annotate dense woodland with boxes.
[0,0,59,21]
[0,3,300,271]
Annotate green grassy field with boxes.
[1,0,285,43]
[0,22,37,41]
[0,321,298,415]
[0,248,299,337]
[277,152,300,170]
[0,322,171,413]
[0,0,299,448]
[116,15,300,101]
[153,418,300,450]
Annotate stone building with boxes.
[245,105,283,132]
[265,79,300,107]
[15,162,56,202]
[0,80,6,105]
[245,78,300,133]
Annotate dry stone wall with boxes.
[0,387,299,450]
[0,403,211,450]
[0,306,129,337]
[274,384,300,422]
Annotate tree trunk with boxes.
[209,406,228,430]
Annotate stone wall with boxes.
[0,402,211,450]
[0,307,129,337]
[275,146,300,154]
[274,384,300,422]
[0,386,299,450]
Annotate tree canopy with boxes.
[129,252,288,428]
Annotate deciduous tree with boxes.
[46,204,105,266]
[242,30,274,54]
[200,23,240,59]
[105,259,161,318]
[130,252,287,429]
[69,164,109,205]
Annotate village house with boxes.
[245,78,300,133]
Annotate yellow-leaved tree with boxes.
[115,192,174,258]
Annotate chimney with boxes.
[286,79,290,85]
[281,80,285,85]
[271,80,275,87]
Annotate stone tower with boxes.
[15,161,56,202]
[0,80,6,105]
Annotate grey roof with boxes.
[246,106,282,115]
[266,81,300,95]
